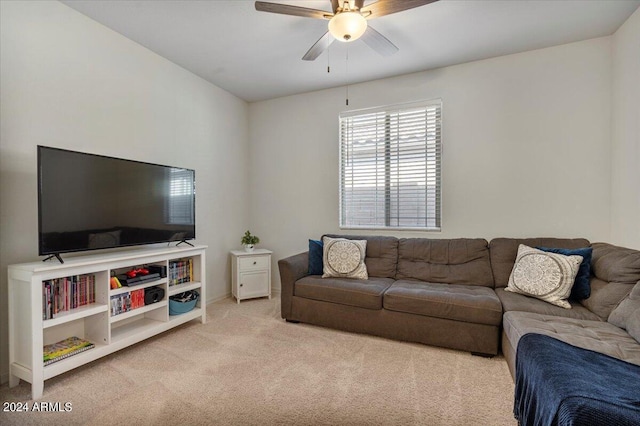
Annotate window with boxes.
[166,168,195,225]
[339,100,442,230]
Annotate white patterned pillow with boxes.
[505,244,583,309]
[322,237,368,280]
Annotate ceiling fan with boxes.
[255,0,439,61]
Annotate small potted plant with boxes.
[241,230,260,252]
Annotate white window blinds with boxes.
[339,100,442,230]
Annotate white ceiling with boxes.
[60,0,639,102]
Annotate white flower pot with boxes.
[244,244,255,253]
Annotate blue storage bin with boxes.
[169,290,199,315]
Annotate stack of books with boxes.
[110,288,145,316]
[43,336,95,366]
[169,258,193,286]
[42,274,96,320]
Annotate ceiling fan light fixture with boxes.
[328,11,367,42]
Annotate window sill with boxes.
[339,226,441,232]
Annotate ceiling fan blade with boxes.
[360,26,398,57]
[302,31,334,61]
[361,0,439,19]
[255,1,330,19]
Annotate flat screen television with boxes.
[38,146,195,259]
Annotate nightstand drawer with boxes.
[239,256,269,271]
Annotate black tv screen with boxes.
[38,146,196,256]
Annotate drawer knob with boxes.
[240,284,243,287]
[253,261,257,265]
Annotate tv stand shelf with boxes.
[110,278,167,296]
[8,245,207,400]
[42,303,109,329]
[110,301,168,323]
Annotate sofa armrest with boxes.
[278,251,309,319]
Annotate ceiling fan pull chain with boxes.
[346,46,349,106]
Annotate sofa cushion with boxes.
[591,242,640,284]
[383,280,502,326]
[503,311,640,366]
[582,244,640,320]
[580,278,635,320]
[395,238,494,287]
[294,276,393,310]
[537,246,592,300]
[324,234,398,278]
[608,281,640,330]
[505,245,582,309]
[489,238,590,288]
[322,237,368,279]
[496,288,600,321]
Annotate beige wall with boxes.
[0,1,250,382]
[611,7,640,249]
[249,37,613,289]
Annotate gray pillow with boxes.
[627,309,640,343]
[608,281,640,329]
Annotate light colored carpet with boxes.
[0,297,516,425]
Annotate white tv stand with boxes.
[8,245,207,400]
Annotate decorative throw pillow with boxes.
[308,239,324,275]
[537,246,593,300]
[505,244,583,309]
[608,281,640,329]
[322,236,368,280]
[88,230,121,249]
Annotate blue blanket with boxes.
[514,333,640,426]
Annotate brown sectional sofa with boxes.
[501,241,640,377]
[279,235,640,369]
[281,235,501,355]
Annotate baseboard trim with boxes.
[206,292,232,305]
[206,290,279,306]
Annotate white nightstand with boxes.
[230,249,272,303]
